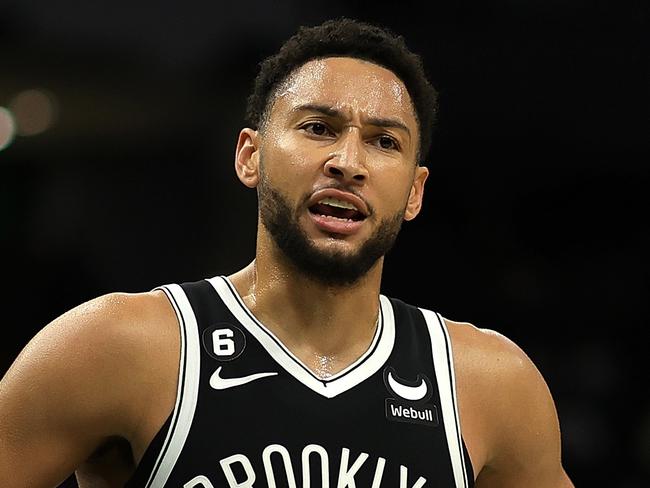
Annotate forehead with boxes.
[272,57,417,126]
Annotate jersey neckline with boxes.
[206,275,396,398]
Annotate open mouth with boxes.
[308,197,367,222]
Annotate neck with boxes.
[228,246,383,377]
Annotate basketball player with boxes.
[0,18,574,488]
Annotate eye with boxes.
[302,122,333,137]
[376,135,400,151]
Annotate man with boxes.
[0,18,574,488]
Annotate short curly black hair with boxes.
[245,17,439,163]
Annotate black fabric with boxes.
[127,278,475,487]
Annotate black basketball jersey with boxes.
[126,276,474,488]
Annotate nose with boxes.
[323,131,369,184]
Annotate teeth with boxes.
[319,214,354,222]
[318,197,358,211]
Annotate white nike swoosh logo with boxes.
[387,371,428,401]
[209,366,278,390]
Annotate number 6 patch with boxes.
[202,323,246,361]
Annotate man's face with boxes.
[251,57,428,286]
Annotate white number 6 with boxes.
[212,328,235,356]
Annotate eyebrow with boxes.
[291,103,412,139]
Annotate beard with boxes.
[258,173,405,288]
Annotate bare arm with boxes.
[450,323,574,488]
[0,291,176,487]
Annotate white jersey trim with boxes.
[420,308,469,488]
[145,284,202,488]
[207,275,395,399]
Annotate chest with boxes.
[126,278,473,488]
[132,280,467,488]
[161,334,454,488]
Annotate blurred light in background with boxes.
[0,107,16,152]
[8,89,57,137]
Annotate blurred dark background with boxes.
[0,1,647,486]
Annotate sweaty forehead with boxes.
[273,57,417,125]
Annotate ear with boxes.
[234,128,260,188]
[404,165,429,221]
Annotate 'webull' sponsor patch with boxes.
[383,367,439,427]
[385,399,439,427]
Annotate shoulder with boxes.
[442,318,571,486]
[0,288,181,485]
[409,303,535,382]
[443,318,539,385]
[27,289,177,372]
[2,288,179,441]
[442,318,548,436]
[442,317,555,426]
[52,288,180,405]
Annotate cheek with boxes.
[375,169,415,211]
[264,133,321,180]
[260,136,315,197]
[268,128,304,159]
